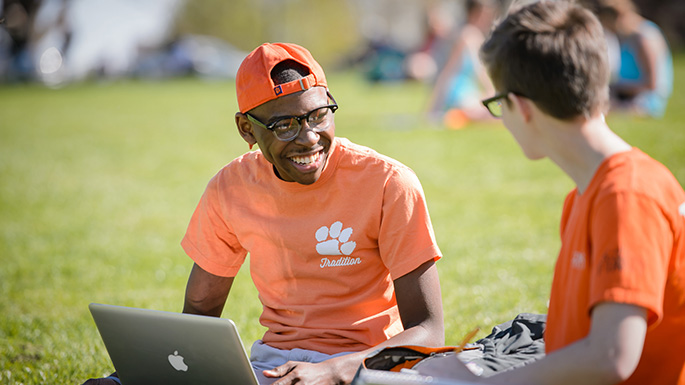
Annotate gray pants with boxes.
[250,340,353,385]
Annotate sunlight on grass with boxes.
[2,55,684,383]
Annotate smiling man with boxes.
[180,43,444,385]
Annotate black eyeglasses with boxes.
[246,92,339,142]
[481,93,509,118]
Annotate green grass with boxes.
[2,55,684,384]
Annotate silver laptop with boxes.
[89,303,259,385]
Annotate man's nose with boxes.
[293,120,320,145]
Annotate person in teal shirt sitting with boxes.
[582,0,673,118]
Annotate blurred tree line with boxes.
[174,0,684,68]
[174,0,364,68]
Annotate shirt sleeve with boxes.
[181,173,248,277]
[378,165,442,280]
[589,191,673,326]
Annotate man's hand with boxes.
[264,354,358,385]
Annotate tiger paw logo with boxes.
[315,221,356,256]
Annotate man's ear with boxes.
[235,113,257,148]
[508,93,533,122]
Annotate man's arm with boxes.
[417,302,647,385]
[183,263,234,317]
[393,259,445,346]
[264,259,444,385]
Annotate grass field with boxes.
[2,55,684,384]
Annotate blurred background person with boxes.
[404,2,456,83]
[582,0,673,118]
[350,0,458,84]
[427,0,498,129]
[0,0,39,82]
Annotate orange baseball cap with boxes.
[236,42,328,113]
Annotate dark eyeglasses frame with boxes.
[245,92,338,142]
[481,92,509,118]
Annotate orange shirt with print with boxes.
[182,137,442,355]
[546,148,685,384]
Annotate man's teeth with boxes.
[291,153,319,165]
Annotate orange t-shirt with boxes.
[546,148,685,384]
[182,137,442,355]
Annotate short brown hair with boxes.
[479,0,610,120]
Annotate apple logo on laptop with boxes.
[168,351,188,372]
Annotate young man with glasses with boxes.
[416,1,685,384]
[83,42,443,385]
[180,43,444,385]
